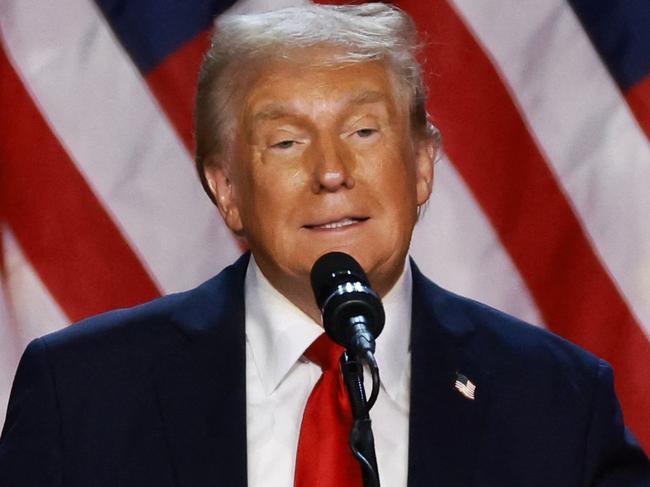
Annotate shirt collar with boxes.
[244,255,412,400]
[374,260,412,402]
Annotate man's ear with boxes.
[203,160,244,235]
[414,134,436,206]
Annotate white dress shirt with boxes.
[245,256,412,487]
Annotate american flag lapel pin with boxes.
[454,372,476,400]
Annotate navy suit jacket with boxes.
[1,253,648,486]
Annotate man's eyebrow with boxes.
[346,90,390,105]
[251,91,390,123]
[251,104,295,123]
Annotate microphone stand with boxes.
[340,351,380,487]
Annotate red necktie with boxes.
[294,333,363,487]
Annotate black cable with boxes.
[340,351,381,487]
[363,350,380,412]
[349,420,380,487]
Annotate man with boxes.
[0,3,648,486]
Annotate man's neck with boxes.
[251,253,408,325]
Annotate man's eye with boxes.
[271,140,296,149]
[355,128,377,138]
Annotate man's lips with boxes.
[303,216,369,230]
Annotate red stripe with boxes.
[146,30,248,254]
[625,74,650,140]
[0,46,161,322]
[397,0,650,449]
[146,30,212,151]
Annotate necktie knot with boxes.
[304,333,344,371]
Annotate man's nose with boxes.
[310,136,355,193]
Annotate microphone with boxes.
[310,252,385,355]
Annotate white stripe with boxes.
[1,229,69,343]
[412,155,544,327]
[0,0,241,294]
[0,297,17,430]
[0,268,20,430]
[0,229,69,430]
[450,0,650,336]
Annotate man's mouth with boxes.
[304,217,369,230]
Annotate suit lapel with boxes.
[408,263,491,487]
[152,254,250,487]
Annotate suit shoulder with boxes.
[463,290,596,366]
[40,286,193,354]
[36,254,247,364]
[474,291,596,376]
[414,269,601,379]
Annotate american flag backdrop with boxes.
[1,0,649,453]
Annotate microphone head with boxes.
[310,252,385,347]
[310,252,367,306]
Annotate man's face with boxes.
[206,55,434,316]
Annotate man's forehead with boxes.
[250,89,393,122]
